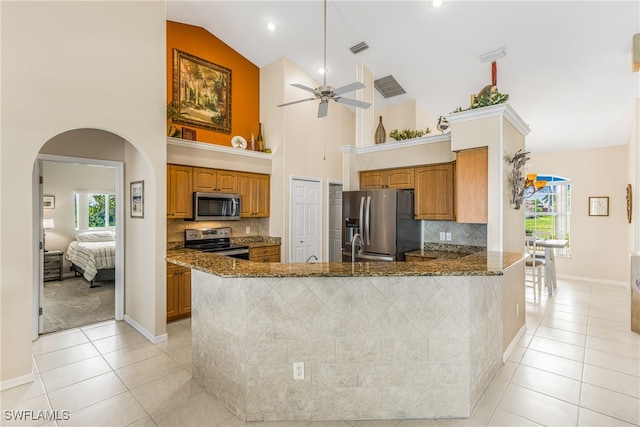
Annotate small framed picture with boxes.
[182,127,197,141]
[43,195,55,209]
[130,181,144,218]
[588,196,609,216]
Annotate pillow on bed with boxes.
[75,231,115,242]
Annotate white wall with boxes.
[374,100,435,143]
[1,1,166,386]
[530,146,629,284]
[42,161,116,272]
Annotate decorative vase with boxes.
[375,116,386,144]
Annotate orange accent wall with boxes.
[167,21,260,147]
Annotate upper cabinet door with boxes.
[192,167,217,192]
[168,164,193,218]
[216,170,238,193]
[414,163,454,220]
[455,147,488,224]
[360,167,415,190]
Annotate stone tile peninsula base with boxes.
[190,270,504,422]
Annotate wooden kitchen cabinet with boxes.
[414,162,455,220]
[238,172,270,217]
[193,167,238,193]
[249,245,281,262]
[167,263,191,322]
[360,167,415,190]
[167,164,193,218]
[455,147,488,224]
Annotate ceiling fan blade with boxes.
[334,97,371,109]
[277,98,316,107]
[291,83,318,95]
[332,81,365,96]
[317,101,329,118]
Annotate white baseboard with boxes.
[557,274,627,287]
[503,324,527,364]
[0,371,35,392]
[124,315,168,344]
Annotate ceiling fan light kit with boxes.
[277,0,371,118]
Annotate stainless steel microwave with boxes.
[191,192,241,221]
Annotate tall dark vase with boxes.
[375,116,386,144]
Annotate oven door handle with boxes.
[214,248,249,257]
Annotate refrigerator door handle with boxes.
[359,196,365,240]
[365,196,372,245]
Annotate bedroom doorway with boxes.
[35,154,124,336]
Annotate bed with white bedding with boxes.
[65,231,116,287]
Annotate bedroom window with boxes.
[74,191,116,230]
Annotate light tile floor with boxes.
[2,278,639,426]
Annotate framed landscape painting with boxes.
[172,49,231,134]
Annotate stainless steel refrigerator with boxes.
[342,189,420,262]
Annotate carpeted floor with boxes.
[42,276,115,334]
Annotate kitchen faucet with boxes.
[351,233,364,263]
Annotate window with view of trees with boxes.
[524,175,571,256]
[74,191,116,230]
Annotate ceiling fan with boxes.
[276,0,371,118]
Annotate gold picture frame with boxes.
[588,196,609,216]
[172,49,231,134]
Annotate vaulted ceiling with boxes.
[167,1,639,153]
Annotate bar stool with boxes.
[525,235,545,295]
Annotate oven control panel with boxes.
[185,227,231,241]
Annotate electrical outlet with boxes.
[245,226,251,234]
[293,362,304,380]
[446,232,452,241]
[439,232,446,241]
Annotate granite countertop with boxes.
[167,235,281,250]
[231,236,281,248]
[166,248,526,278]
[405,243,486,261]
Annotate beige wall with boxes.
[374,100,435,143]
[262,57,355,262]
[530,145,629,284]
[1,1,166,386]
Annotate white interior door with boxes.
[290,177,322,262]
[328,183,343,262]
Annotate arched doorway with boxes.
[33,129,133,337]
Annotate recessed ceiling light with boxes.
[266,22,277,32]
[318,67,326,75]
[433,0,444,7]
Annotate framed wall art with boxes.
[43,195,55,209]
[172,48,231,134]
[130,181,144,218]
[588,196,609,217]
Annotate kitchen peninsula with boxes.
[166,248,526,422]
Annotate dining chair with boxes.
[525,235,545,295]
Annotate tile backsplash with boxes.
[422,221,487,247]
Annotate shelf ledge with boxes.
[340,132,451,154]
[167,137,274,160]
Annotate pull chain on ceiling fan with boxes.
[277,0,371,118]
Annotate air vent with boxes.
[350,42,369,55]
[374,75,406,98]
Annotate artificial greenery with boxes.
[389,127,432,141]
[449,87,509,115]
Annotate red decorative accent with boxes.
[491,61,497,86]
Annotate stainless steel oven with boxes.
[191,192,241,221]
[184,228,249,260]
